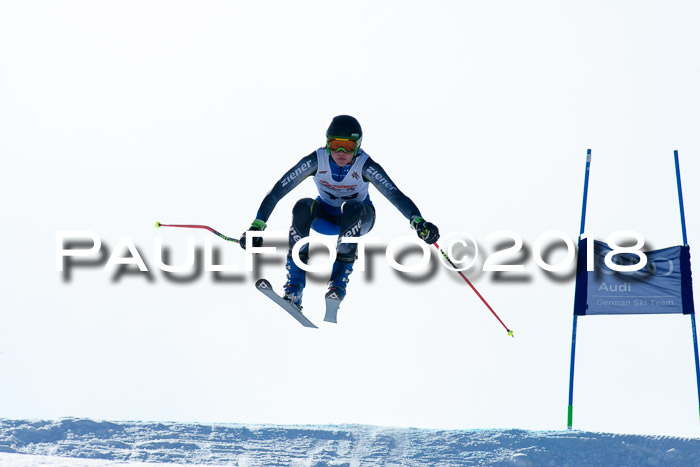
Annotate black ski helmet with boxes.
[326,115,363,146]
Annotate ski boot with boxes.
[326,259,354,301]
[283,255,307,309]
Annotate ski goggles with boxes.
[327,138,358,153]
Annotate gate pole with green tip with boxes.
[675,150,700,424]
[432,243,513,337]
[155,222,239,243]
[567,149,592,430]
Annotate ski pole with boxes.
[433,242,514,337]
[154,222,239,243]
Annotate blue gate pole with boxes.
[568,149,592,429]
[675,150,700,423]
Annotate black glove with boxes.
[239,219,266,250]
[410,216,440,244]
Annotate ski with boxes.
[324,290,343,323]
[255,279,318,328]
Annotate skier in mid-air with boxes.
[240,115,439,313]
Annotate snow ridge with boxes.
[0,418,698,466]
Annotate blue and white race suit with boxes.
[254,147,423,261]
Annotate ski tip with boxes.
[155,221,161,228]
[255,279,271,289]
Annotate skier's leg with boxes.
[284,198,319,307]
[329,201,376,299]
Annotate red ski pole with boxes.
[155,222,239,243]
[433,243,514,337]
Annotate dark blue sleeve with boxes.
[362,157,422,221]
[255,153,318,222]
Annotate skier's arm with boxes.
[255,153,318,223]
[363,157,440,244]
[362,157,421,221]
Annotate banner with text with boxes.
[574,240,695,315]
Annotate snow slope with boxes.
[0,419,698,466]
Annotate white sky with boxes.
[1,1,699,437]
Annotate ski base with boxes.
[255,279,317,329]
[324,290,343,323]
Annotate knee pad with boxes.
[340,200,365,217]
[292,198,315,219]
